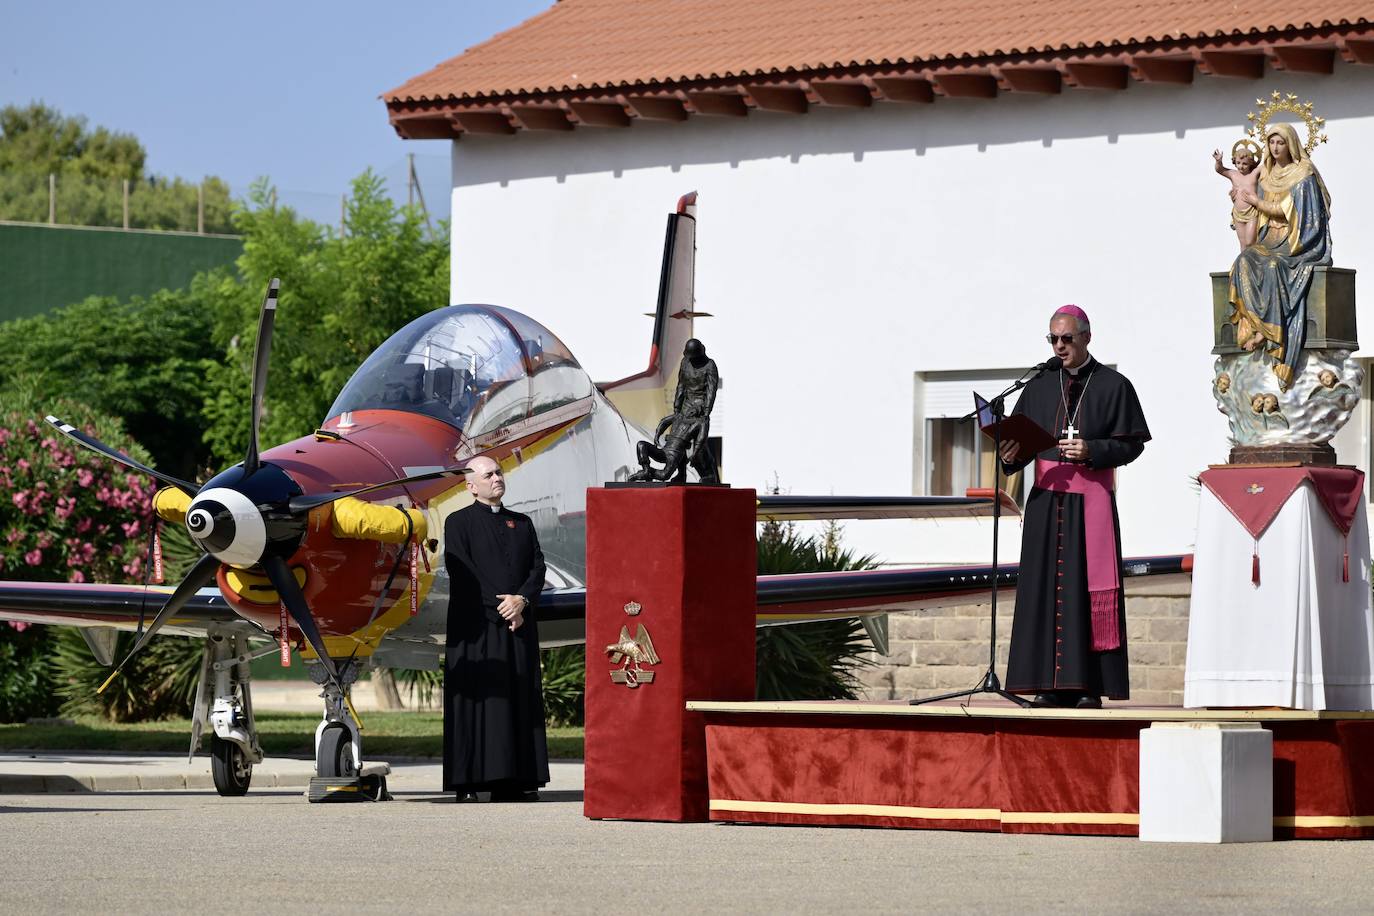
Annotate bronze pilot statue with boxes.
[629,338,721,484]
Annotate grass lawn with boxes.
[0,711,584,760]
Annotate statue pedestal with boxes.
[583,485,756,821]
[1185,467,1374,710]
[1210,266,1362,459]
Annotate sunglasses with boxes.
[1046,333,1080,345]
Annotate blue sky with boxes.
[1,0,550,222]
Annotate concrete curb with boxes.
[0,770,316,793]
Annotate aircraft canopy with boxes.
[326,305,592,436]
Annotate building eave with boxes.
[386,26,1374,141]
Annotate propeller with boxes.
[49,278,460,696]
[243,279,278,474]
[45,416,199,495]
[262,554,338,685]
[97,553,221,693]
[288,466,468,513]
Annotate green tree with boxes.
[0,103,144,179]
[201,173,448,464]
[0,102,233,232]
[0,283,221,479]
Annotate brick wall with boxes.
[857,577,1191,705]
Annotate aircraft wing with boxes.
[0,581,242,636]
[756,491,1017,522]
[519,553,1193,647]
[0,553,1191,651]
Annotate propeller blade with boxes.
[46,415,200,495]
[262,554,339,685]
[288,466,468,513]
[243,278,280,474]
[98,552,221,694]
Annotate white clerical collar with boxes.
[485,503,502,513]
[1065,355,1094,377]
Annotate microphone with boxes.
[1030,356,1063,376]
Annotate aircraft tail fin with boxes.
[600,192,703,433]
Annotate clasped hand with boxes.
[999,438,1088,463]
[496,593,526,631]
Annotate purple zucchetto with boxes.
[1053,304,1089,324]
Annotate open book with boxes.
[973,392,1057,456]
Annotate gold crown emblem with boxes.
[1246,90,1328,155]
[623,601,642,616]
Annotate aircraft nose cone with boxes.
[186,487,267,569]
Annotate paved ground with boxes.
[1,756,1372,913]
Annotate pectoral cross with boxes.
[1061,422,1079,440]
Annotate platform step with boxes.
[307,772,390,803]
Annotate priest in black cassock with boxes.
[443,455,550,801]
[999,305,1151,709]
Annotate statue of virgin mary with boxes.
[1227,121,1333,390]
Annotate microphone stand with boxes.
[910,362,1057,709]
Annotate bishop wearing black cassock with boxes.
[443,455,550,800]
[999,306,1150,708]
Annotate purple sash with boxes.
[1034,459,1120,652]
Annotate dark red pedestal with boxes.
[583,486,757,821]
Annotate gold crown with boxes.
[1230,138,1263,162]
[1245,90,1328,155]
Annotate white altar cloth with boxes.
[1184,483,1374,710]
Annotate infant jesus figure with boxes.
[1212,139,1264,249]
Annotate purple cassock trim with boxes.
[1035,458,1120,652]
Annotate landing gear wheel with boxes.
[316,724,357,779]
[210,734,252,796]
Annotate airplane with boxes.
[0,192,1191,796]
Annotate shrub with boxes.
[0,389,157,585]
[0,623,61,722]
[755,519,879,700]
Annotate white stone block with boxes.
[1138,722,1272,843]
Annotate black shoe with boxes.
[1074,695,1103,709]
[490,789,540,803]
[1033,692,1072,708]
[455,791,479,803]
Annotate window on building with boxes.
[917,370,1027,506]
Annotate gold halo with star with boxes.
[1246,90,1328,155]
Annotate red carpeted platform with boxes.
[688,699,1374,839]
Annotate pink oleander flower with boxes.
[7,621,28,632]
[24,548,42,566]
[75,517,93,534]
[68,570,85,583]
[12,491,28,510]
[36,533,52,549]
[76,468,94,487]
[14,458,28,472]
[121,520,141,539]
[6,528,20,544]
[0,428,10,445]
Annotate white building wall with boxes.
[447,68,1374,565]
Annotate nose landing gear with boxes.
[307,660,391,802]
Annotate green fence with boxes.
[0,222,242,321]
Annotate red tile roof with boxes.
[384,1,1374,138]
[387,1,1371,101]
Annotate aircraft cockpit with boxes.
[325,305,593,439]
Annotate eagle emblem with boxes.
[606,624,660,688]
